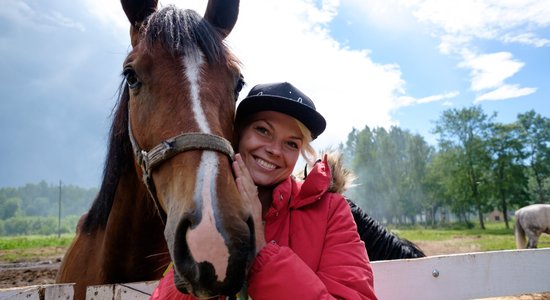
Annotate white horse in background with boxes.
[515,204,550,249]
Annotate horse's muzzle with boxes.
[172,216,255,297]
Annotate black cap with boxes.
[235,82,326,140]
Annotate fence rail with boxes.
[371,248,550,299]
[1,248,549,300]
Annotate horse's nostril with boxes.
[169,214,251,294]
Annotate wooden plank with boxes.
[86,284,114,300]
[0,284,73,300]
[0,286,40,300]
[113,281,158,299]
[371,248,550,300]
[86,281,157,300]
[44,283,74,299]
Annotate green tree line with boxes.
[1,107,548,234]
[0,181,97,235]
[342,107,550,230]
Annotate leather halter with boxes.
[127,111,235,223]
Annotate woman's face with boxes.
[237,111,303,187]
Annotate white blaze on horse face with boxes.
[184,51,210,134]
[183,51,230,281]
[186,151,229,281]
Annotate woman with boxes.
[151,82,377,299]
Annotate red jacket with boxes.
[151,156,377,299]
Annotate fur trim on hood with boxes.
[296,149,355,194]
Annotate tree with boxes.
[348,126,380,217]
[342,128,359,168]
[517,110,550,203]
[433,106,493,229]
[423,149,457,226]
[0,197,21,219]
[344,125,431,224]
[403,133,433,224]
[487,122,529,228]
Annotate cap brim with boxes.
[236,95,326,139]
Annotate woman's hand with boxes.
[233,153,266,254]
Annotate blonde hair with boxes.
[295,119,318,168]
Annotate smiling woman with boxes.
[152,82,378,299]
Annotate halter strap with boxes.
[133,132,235,178]
[127,112,235,223]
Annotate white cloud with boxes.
[459,51,524,91]
[412,0,550,40]
[475,84,536,102]
[343,0,420,32]
[458,51,538,102]
[396,90,459,106]
[83,0,128,30]
[501,33,550,47]
[417,91,460,104]
[345,0,549,102]
[412,0,491,35]
[83,0,207,31]
[437,34,472,55]
[1,0,84,31]
[409,0,549,101]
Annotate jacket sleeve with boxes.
[149,267,195,300]
[247,194,377,300]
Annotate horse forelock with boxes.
[142,5,233,66]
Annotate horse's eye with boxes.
[234,74,245,101]
[123,68,141,89]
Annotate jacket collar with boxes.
[272,155,332,210]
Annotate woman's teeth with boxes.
[256,158,276,170]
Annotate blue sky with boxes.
[1,0,549,188]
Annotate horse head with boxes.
[120,0,252,297]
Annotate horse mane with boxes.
[82,85,132,232]
[82,5,238,232]
[347,199,426,261]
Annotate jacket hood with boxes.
[294,150,355,194]
[322,150,355,194]
[289,150,355,208]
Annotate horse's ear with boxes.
[121,0,158,46]
[121,0,158,24]
[204,0,240,38]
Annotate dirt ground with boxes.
[0,246,64,289]
[0,241,548,299]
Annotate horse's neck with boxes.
[101,172,169,280]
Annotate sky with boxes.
[1,0,549,188]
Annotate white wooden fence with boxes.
[1,248,549,300]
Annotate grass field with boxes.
[392,221,550,252]
[0,235,74,263]
[0,235,74,250]
[1,222,550,262]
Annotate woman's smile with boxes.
[254,156,278,170]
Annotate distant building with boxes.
[487,209,504,221]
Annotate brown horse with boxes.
[56,0,253,299]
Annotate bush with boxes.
[1,216,79,236]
